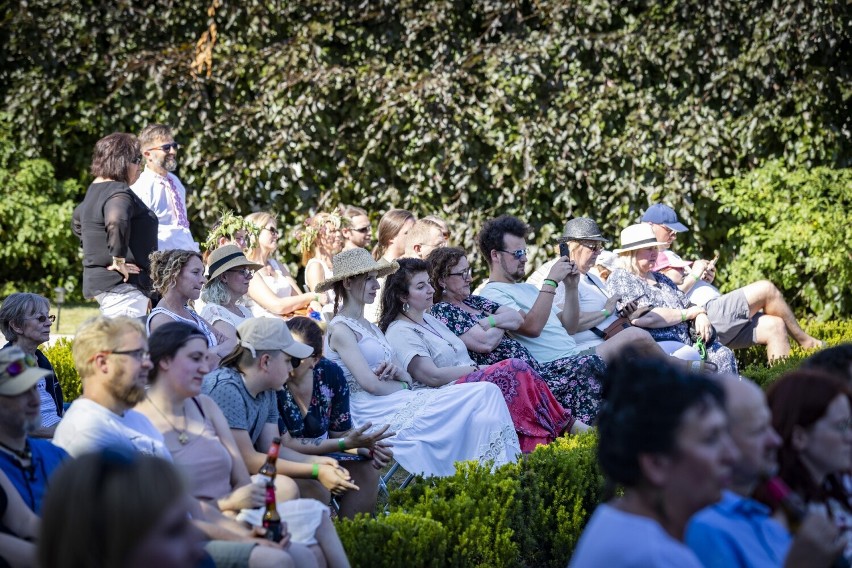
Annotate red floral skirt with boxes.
[457,357,573,452]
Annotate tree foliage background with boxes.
[1,0,849,315]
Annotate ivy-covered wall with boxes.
[1,0,849,314]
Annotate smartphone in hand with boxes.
[559,241,570,260]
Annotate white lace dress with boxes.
[200,303,252,333]
[325,315,520,477]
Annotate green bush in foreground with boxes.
[42,338,80,401]
[334,512,447,568]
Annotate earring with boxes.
[402,302,410,312]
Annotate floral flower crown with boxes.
[203,210,260,251]
[294,212,349,255]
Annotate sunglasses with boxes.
[351,226,371,234]
[227,268,255,278]
[131,154,144,165]
[290,351,317,370]
[578,242,605,252]
[147,142,180,153]
[25,314,56,324]
[1,355,38,379]
[264,226,279,235]
[498,248,528,260]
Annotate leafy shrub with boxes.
[710,162,852,320]
[335,512,448,568]
[42,338,80,401]
[513,433,604,567]
[1,1,849,308]
[391,460,522,568]
[0,117,83,300]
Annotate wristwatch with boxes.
[112,257,126,266]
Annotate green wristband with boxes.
[681,310,687,322]
[399,381,410,390]
[338,438,346,451]
[487,315,497,328]
[543,279,558,288]
[601,308,611,317]
[690,272,701,282]
[311,463,320,479]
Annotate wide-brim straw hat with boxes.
[560,217,611,243]
[614,224,669,254]
[206,244,263,281]
[315,248,399,293]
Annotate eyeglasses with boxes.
[131,154,144,165]
[351,226,371,234]
[290,351,316,370]
[109,348,151,362]
[1,355,38,379]
[25,314,56,324]
[146,142,180,153]
[264,226,279,235]
[498,248,528,260]
[227,268,255,278]
[448,267,472,279]
[578,242,605,252]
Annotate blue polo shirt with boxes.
[0,438,68,514]
[686,490,791,568]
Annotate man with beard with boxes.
[53,316,169,458]
[478,215,663,367]
[0,347,68,514]
[132,123,199,252]
[686,375,842,568]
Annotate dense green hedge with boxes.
[1,0,849,315]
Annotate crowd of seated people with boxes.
[0,133,842,567]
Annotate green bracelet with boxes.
[311,463,320,479]
[690,272,701,282]
[543,279,558,288]
[601,308,611,317]
[680,310,687,322]
[399,381,410,390]
[338,438,346,451]
[487,315,497,328]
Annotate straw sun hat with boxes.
[206,244,263,281]
[613,224,669,254]
[314,248,399,293]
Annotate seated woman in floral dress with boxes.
[427,247,604,424]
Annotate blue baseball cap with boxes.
[641,204,689,232]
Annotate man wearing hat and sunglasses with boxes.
[526,218,666,358]
[0,347,69,516]
[642,203,823,363]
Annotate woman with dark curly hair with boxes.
[147,249,234,365]
[428,247,607,424]
[570,357,737,566]
[72,132,158,318]
[381,257,586,452]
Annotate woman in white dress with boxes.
[199,245,262,343]
[244,211,325,319]
[318,248,521,478]
[299,212,346,294]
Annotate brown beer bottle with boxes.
[258,437,281,483]
[261,480,282,542]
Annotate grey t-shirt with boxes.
[202,367,278,445]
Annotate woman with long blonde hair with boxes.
[244,211,324,319]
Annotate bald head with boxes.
[716,374,781,493]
